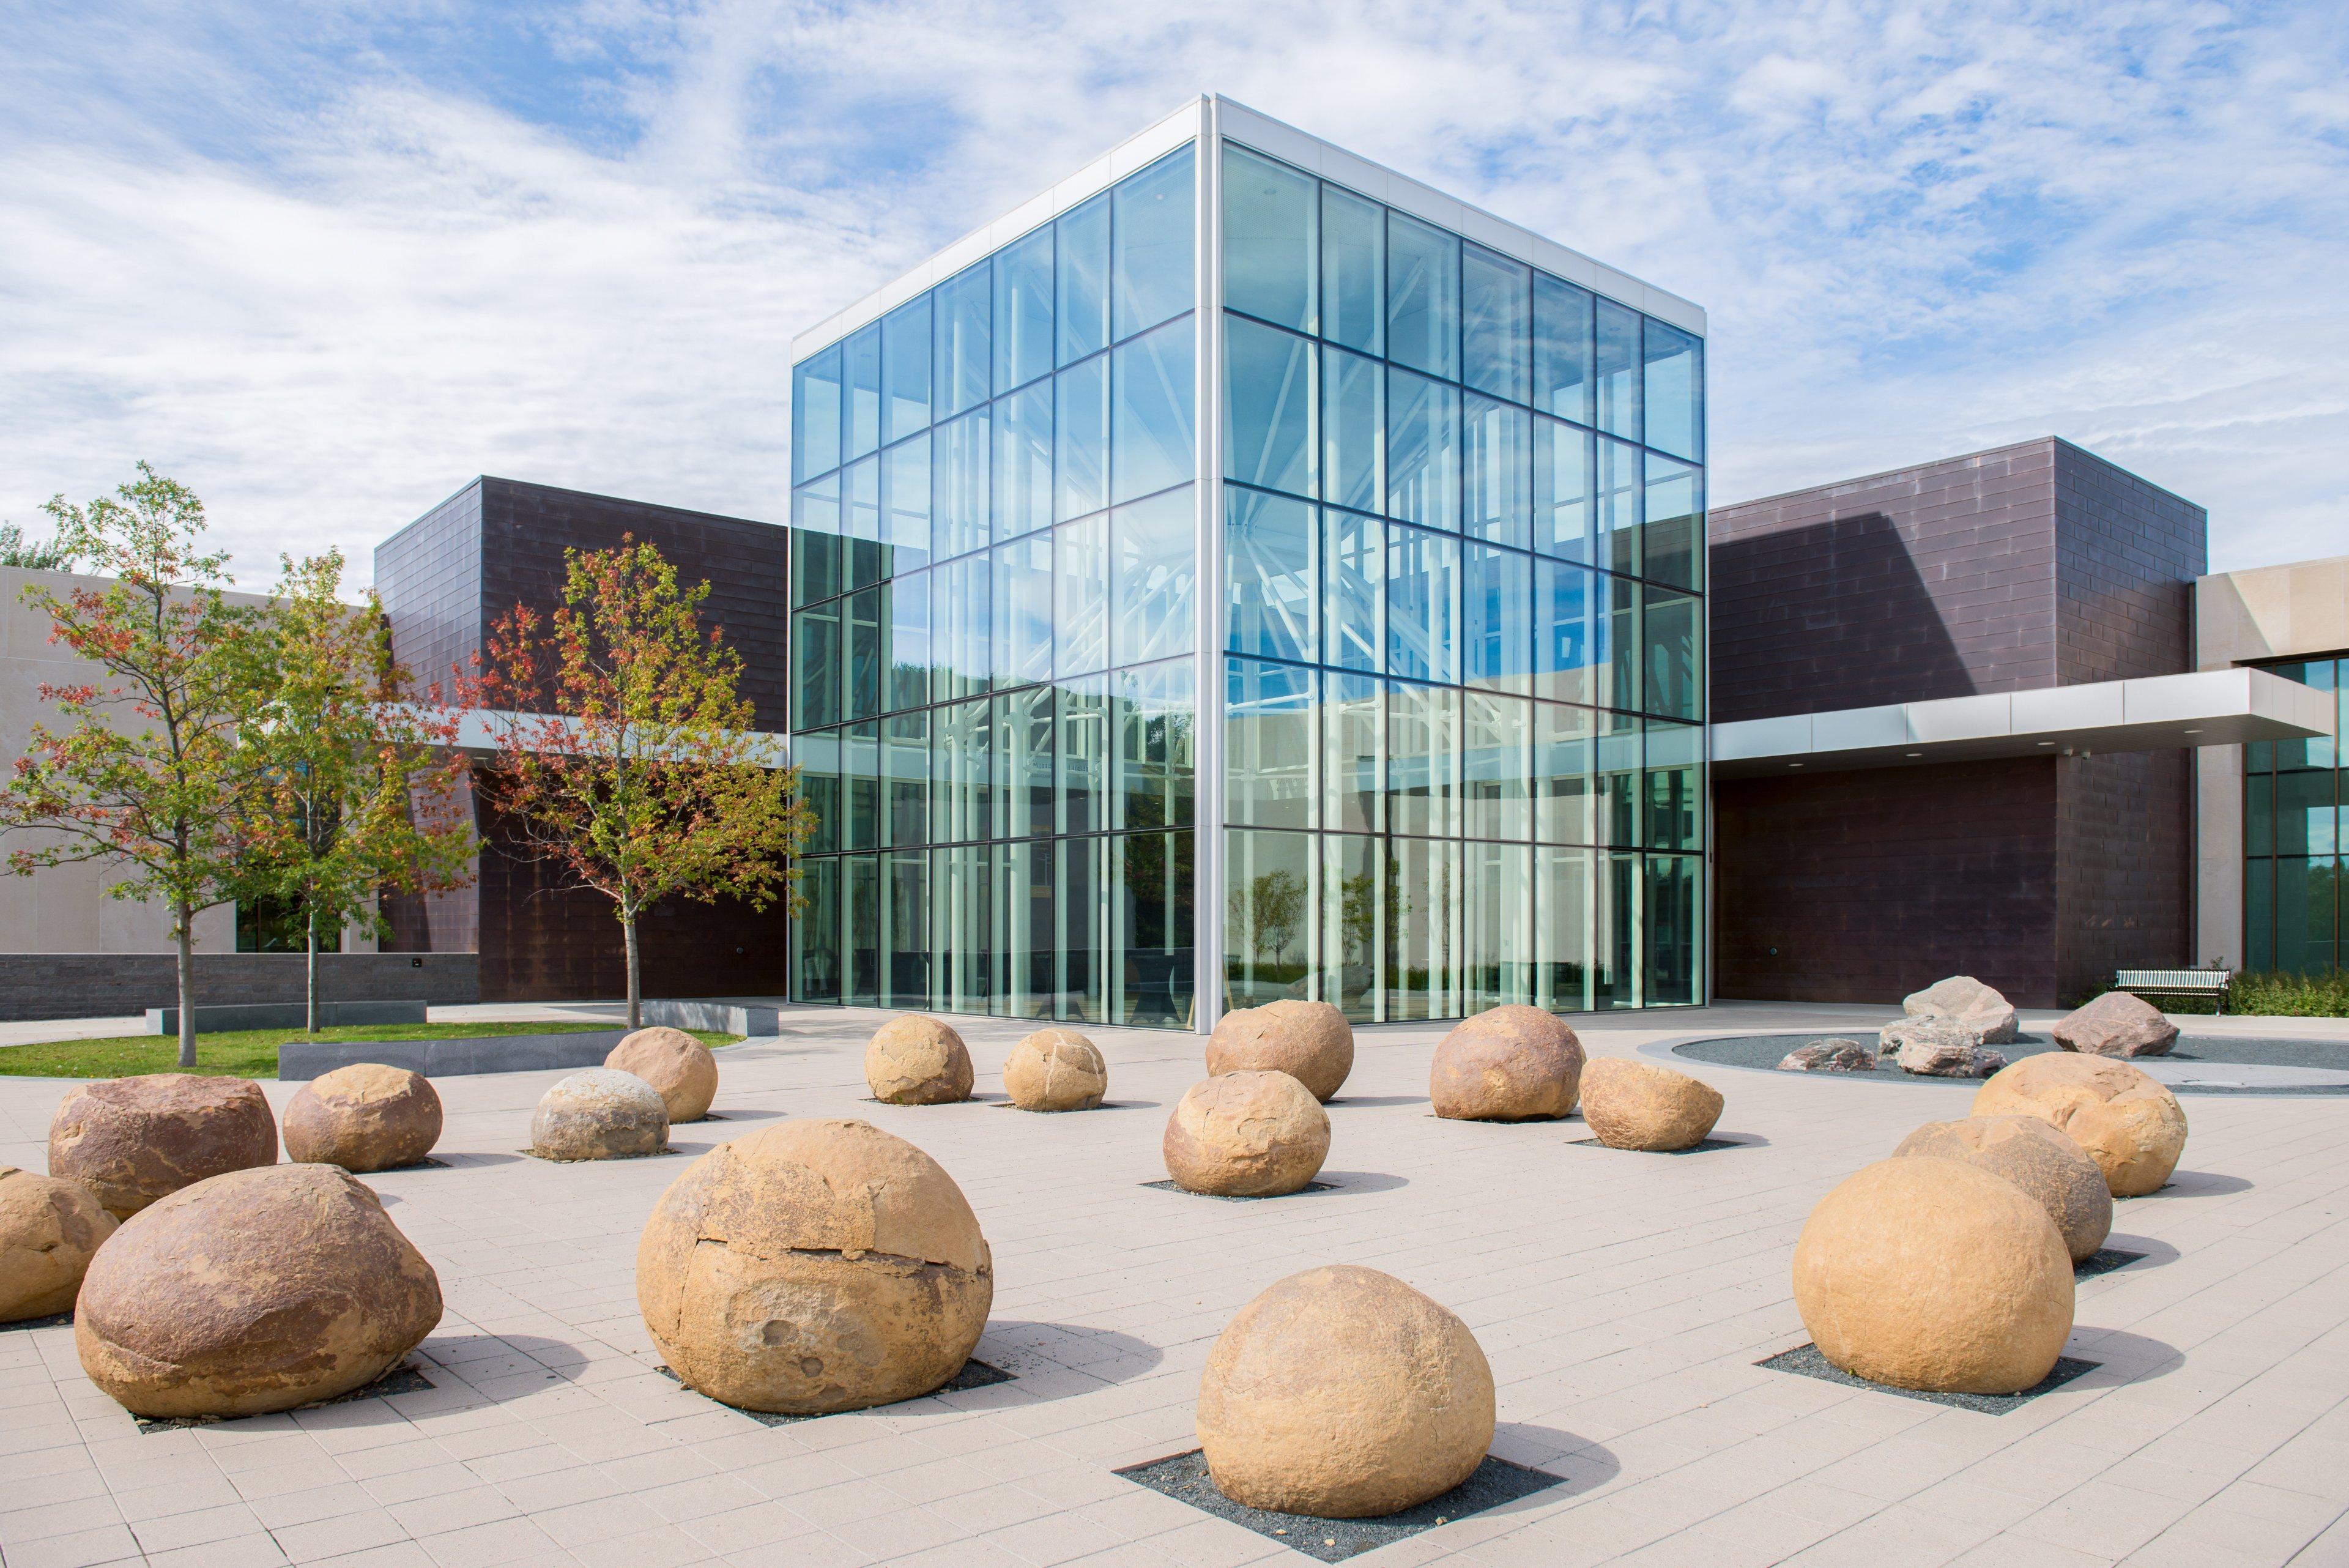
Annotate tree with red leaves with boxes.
[461,538,811,1028]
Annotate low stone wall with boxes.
[0,953,480,1022]
[640,999,784,1036]
[278,1030,626,1082]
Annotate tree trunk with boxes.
[306,904,320,1035]
[174,901,196,1071]
[623,910,641,1031]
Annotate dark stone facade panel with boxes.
[0,953,479,1022]
[1714,758,2063,1008]
[375,481,484,700]
[2054,750,2194,1001]
[2051,445,2205,686]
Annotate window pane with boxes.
[1319,831,1381,1019]
[1461,244,1530,404]
[1054,512,1108,677]
[2246,770,2273,856]
[997,685,1055,839]
[931,411,987,561]
[1227,657,1316,830]
[1594,298,1641,441]
[1466,839,1534,1009]
[1607,575,1642,712]
[882,849,931,1008]
[844,455,880,590]
[1462,394,1529,548]
[1113,317,1195,504]
[1324,672,1383,833]
[881,434,930,574]
[1598,436,1641,576]
[793,853,840,1000]
[1387,367,1460,530]
[992,533,1053,689]
[793,346,842,481]
[1535,700,1595,845]
[1645,719,1702,851]
[1324,508,1382,672]
[1055,354,1108,521]
[1536,558,1597,705]
[1223,144,1316,332]
[1535,844,1592,1009]
[790,476,841,606]
[934,263,991,422]
[1226,488,1315,664]
[1058,831,1105,1022]
[1597,713,1642,847]
[1057,193,1110,366]
[1058,675,1110,836]
[1386,211,1458,379]
[1225,316,1315,499]
[1321,184,1384,356]
[1226,828,1314,1010]
[1644,319,1702,461]
[1533,275,1593,425]
[993,383,1053,541]
[1111,828,1193,1028]
[1644,453,1702,589]
[2276,856,2339,975]
[1386,525,1460,685]
[1463,690,1531,841]
[1387,680,1460,838]
[1113,484,1197,666]
[1465,543,1532,694]
[792,603,841,730]
[1534,415,1593,562]
[1116,656,1195,831]
[1001,838,1054,1018]
[2246,856,2274,970]
[844,723,880,852]
[929,550,990,701]
[934,697,993,844]
[937,840,996,1010]
[886,573,929,713]
[1643,587,1701,721]
[882,296,932,445]
[2277,771,2339,856]
[1645,854,1699,1005]
[1323,346,1383,515]
[1112,144,1195,341]
[844,851,879,1004]
[885,711,929,849]
[845,592,882,723]
[1386,835,1461,1019]
[844,323,881,461]
[994,228,1055,393]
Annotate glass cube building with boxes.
[784,98,1709,1031]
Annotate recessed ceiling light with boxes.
[2036,740,2055,746]
[1788,762,1803,768]
[1905,751,1922,758]
[2182,729,2202,735]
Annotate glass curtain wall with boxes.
[1220,141,1707,1019]
[2243,655,2344,974]
[788,143,1199,1028]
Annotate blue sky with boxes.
[2,0,2343,583]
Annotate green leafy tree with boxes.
[460,538,812,1027]
[0,465,267,1069]
[0,521,79,571]
[242,550,478,1033]
[1228,867,1306,968]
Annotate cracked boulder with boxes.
[1894,1115,2112,1263]
[1207,1000,1354,1102]
[1003,1028,1107,1112]
[1163,1071,1330,1197]
[1973,1053,2187,1197]
[865,1015,974,1105]
[48,1075,277,1219]
[636,1119,993,1415]
[0,1165,117,1322]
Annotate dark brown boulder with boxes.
[48,1075,277,1219]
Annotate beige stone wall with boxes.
[0,565,373,956]
[2194,554,2349,966]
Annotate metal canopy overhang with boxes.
[1709,668,2334,780]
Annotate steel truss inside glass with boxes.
[784,128,1709,1030]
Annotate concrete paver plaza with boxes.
[4,1001,2347,1568]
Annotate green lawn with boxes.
[0,1021,743,1080]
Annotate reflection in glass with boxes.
[1535,558,1596,707]
[845,323,881,461]
[1386,211,1459,380]
[998,685,1055,839]
[1224,145,1316,332]
[1323,346,1383,515]
[1325,508,1382,673]
[1644,453,1701,590]
[932,413,986,561]
[934,551,992,701]
[1594,299,1641,442]
[1535,416,1592,562]
[791,478,842,605]
[844,723,880,852]
[882,296,932,444]
[886,573,929,713]
[995,228,1055,393]
[1645,854,1699,1005]
[1114,486,1197,667]
[1463,691,1531,841]
[1002,838,1054,1017]
[1466,840,1534,1009]
[1227,658,1316,830]
[882,434,931,571]
[885,712,929,848]
[1057,193,1110,366]
[1387,368,1459,531]
[845,592,881,723]
[1227,829,1313,1009]
[1325,672,1383,835]
[1597,436,1641,577]
[1058,675,1110,836]
[1319,832,1381,1019]
[993,382,1052,541]
[883,850,929,1008]
[992,533,1053,689]
[1388,680,1460,838]
[1113,319,1195,505]
[1463,395,1529,548]
[1533,275,1593,426]
[1645,719,1702,851]
[1059,833,1105,1020]
[1461,245,1530,403]
[793,602,841,730]
[1643,320,1703,462]
[1113,829,1194,1028]
[794,344,842,481]
[1387,526,1460,685]
[934,263,992,422]
[1111,144,1195,343]
[1225,316,1316,499]
[1118,658,1195,831]
[1321,185,1384,356]
[1226,488,1315,664]
[1056,355,1108,522]
[1386,835,1461,1020]
[1535,845,1591,1010]
[1054,513,1108,678]
[1644,589,1701,720]
[796,855,841,1000]
[1465,543,1532,694]
[1535,701,1594,845]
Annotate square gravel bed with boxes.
[1114,1449,1564,1561]
[1139,1180,1337,1200]
[514,1146,685,1162]
[1757,1343,2098,1413]
[1559,1138,1747,1155]
[655,1358,1013,1425]
[136,1364,436,1432]
[1,1312,72,1334]
[2076,1247,2148,1278]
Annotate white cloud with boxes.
[0,0,2342,579]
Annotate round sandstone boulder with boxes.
[0,1165,118,1322]
[1198,1265,1494,1517]
[1894,1115,2113,1263]
[1207,1000,1354,1102]
[1003,1028,1107,1112]
[637,1119,992,1414]
[607,1028,720,1122]
[866,1015,974,1105]
[76,1163,442,1419]
[1163,1071,1330,1197]
[1973,1054,2187,1198]
[1792,1157,2074,1394]
[48,1075,278,1219]
[1578,1058,1724,1151]
[530,1069,669,1161]
[283,1065,443,1173]
[1430,1005,1584,1121]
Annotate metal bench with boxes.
[2113,968,2233,1015]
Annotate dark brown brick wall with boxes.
[2055,751,2195,1002]
[1715,759,2061,1006]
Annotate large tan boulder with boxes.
[637,1120,992,1415]
[1973,1055,2187,1198]
[1163,1072,1330,1197]
[1208,1000,1354,1102]
[75,1164,442,1419]
[1902,975,2019,1046]
[1579,1058,1724,1151]
[866,1015,974,1105]
[2054,992,2179,1060]
[1003,1028,1107,1112]
[1198,1265,1494,1517]
[48,1076,278,1219]
[1894,1116,2113,1263]
[607,1028,720,1121]
[0,1166,118,1322]
[1429,1006,1583,1121]
[1792,1157,2073,1394]
[530,1069,669,1161]
[283,1065,443,1173]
